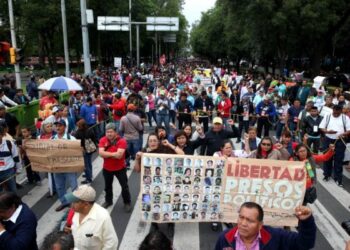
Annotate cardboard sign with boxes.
[114,57,122,68]
[24,139,84,173]
[140,154,306,226]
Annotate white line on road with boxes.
[118,198,151,250]
[310,200,349,250]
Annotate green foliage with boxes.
[190,0,350,75]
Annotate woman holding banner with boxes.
[135,132,184,237]
[290,143,334,205]
[247,137,289,160]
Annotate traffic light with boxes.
[15,48,23,62]
[9,47,16,64]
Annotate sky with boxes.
[182,0,216,29]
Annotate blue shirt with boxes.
[80,104,98,125]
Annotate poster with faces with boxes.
[140,153,225,223]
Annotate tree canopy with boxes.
[190,0,350,75]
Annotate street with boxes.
[16,132,350,250]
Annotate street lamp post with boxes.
[8,0,21,89]
[80,0,91,75]
[129,0,132,66]
[61,0,70,77]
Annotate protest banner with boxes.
[24,139,84,173]
[222,158,306,227]
[140,154,306,226]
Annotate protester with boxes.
[13,89,30,105]
[110,92,126,132]
[98,123,131,211]
[119,103,143,168]
[319,104,350,186]
[0,88,17,108]
[215,202,316,250]
[26,76,39,101]
[255,96,276,138]
[0,125,19,193]
[52,120,78,212]
[0,104,20,138]
[64,185,118,250]
[41,231,74,250]
[0,192,38,250]
[74,119,97,184]
[248,137,289,160]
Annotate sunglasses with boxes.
[261,143,271,146]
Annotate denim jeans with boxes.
[103,168,131,204]
[114,120,121,133]
[83,152,93,182]
[275,121,285,140]
[146,110,157,127]
[157,114,170,134]
[127,139,141,160]
[53,172,78,205]
[0,168,16,193]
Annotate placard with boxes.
[24,139,84,173]
[140,154,306,226]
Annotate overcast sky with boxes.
[182,0,216,29]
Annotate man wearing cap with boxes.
[200,116,239,157]
[255,96,276,138]
[99,123,131,211]
[52,119,78,212]
[119,104,143,168]
[65,185,118,250]
[155,90,170,134]
[44,105,62,129]
[320,104,350,187]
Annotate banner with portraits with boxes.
[140,154,306,226]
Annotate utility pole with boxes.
[129,0,132,66]
[61,0,70,77]
[8,0,21,88]
[80,0,91,75]
[136,24,140,67]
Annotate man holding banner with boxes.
[215,202,316,250]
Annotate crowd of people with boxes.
[0,63,349,249]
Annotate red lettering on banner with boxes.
[279,167,292,180]
[293,168,305,181]
[272,166,281,179]
[240,164,249,177]
[250,165,260,178]
[260,166,271,179]
[227,163,234,176]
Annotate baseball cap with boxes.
[127,103,137,111]
[64,185,96,203]
[54,119,66,127]
[52,106,62,113]
[213,117,223,124]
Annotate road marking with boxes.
[173,223,200,250]
[22,178,49,207]
[310,200,349,250]
[316,168,350,209]
[118,199,151,250]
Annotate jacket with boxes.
[217,98,232,118]
[215,216,316,250]
[200,125,239,156]
[0,203,38,250]
[256,101,276,118]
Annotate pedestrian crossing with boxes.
[15,137,350,250]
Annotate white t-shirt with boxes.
[319,114,350,139]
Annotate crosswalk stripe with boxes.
[118,199,151,250]
[310,200,349,250]
[173,223,200,250]
[316,168,350,209]
[21,178,49,207]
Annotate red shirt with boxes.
[217,98,232,118]
[40,96,57,109]
[110,99,126,121]
[98,136,127,171]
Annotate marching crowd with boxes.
[0,63,349,249]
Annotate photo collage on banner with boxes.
[140,154,226,223]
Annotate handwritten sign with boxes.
[24,139,84,173]
[222,158,306,226]
[140,154,306,226]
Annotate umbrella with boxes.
[39,76,82,91]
